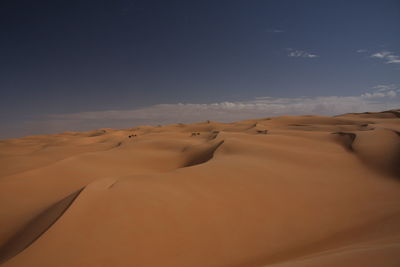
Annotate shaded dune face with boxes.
[0,110,399,266]
[332,129,400,177]
[332,132,357,151]
[0,189,83,264]
[182,140,224,167]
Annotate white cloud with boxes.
[361,91,396,98]
[387,90,397,97]
[19,85,398,136]
[371,51,391,58]
[288,49,319,58]
[373,84,399,92]
[362,84,400,99]
[370,51,400,64]
[356,49,367,53]
[361,84,399,98]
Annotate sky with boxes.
[1,0,400,138]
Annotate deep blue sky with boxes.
[1,0,399,138]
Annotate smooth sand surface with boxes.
[0,110,399,266]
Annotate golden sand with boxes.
[1,110,399,266]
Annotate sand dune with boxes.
[0,110,399,266]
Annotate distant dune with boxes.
[0,110,399,267]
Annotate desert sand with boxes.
[0,110,399,266]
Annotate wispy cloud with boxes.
[370,51,400,64]
[17,85,399,136]
[287,49,319,58]
[373,84,399,92]
[356,49,367,53]
[361,84,399,98]
[266,29,284,33]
